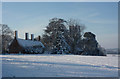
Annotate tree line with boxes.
[41,18,106,56]
[0,18,106,56]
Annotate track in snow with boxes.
[1,54,118,77]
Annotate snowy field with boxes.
[1,54,118,77]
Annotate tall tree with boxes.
[82,32,106,56]
[0,24,13,53]
[0,37,1,54]
[67,19,85,54]
[41,18,70,54]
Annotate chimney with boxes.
[25,33,29,40]
[15,31,18,39]
[31,34,34,41]
[38,36,41,41]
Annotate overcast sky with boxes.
[2,2,118,49]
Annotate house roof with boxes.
[16,38,45,48]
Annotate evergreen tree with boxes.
[42,18,70,54]
[82,32,106,56]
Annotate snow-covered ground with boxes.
[1,54,118,77]
[0,54,2,79]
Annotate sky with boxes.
[2,2,118,49]
[1,0,120,2]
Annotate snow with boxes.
[1,54,118,77]
[17,38,44,48]
[0,55,2,79]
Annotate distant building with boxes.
[9,31,45,54]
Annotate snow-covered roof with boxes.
[16,38,45,48]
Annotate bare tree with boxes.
[0,24,13,53]
[0,38,1,54]
[67,19,85,36]
[67,19,86,54]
